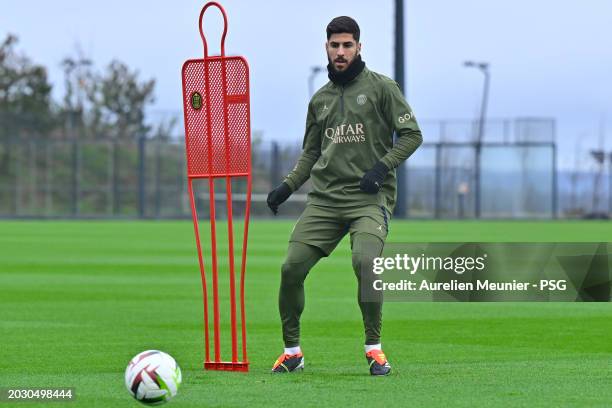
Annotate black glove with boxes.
[267,182,292,215]
[360,162,389,194]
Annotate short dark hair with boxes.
[326,16,360,41]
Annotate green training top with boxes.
[283,66,423,213]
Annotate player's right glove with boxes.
[267,182,292,215]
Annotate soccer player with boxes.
[267,16,422,375]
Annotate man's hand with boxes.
[267,182,293,215]
[360,162,389,194]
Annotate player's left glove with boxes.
[360,161,389,194]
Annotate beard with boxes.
[326,54,365,86]
[328,55,354,72]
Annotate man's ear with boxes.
[357,42,362,54]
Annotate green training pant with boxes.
[278,204,388,347]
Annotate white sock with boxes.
[365,343,382,353]
[284,346,301,355]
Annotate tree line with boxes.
[0,33,171,142]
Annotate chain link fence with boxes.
[0,118,609,219]
[404,142,556,218]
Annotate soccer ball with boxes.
[125,350,182,405]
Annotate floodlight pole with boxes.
[394,0,407,217]
[464,61,490,218]
[308,66,324,98]
[609,153,612,217]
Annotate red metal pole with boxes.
[240,172,251,363]
[203,56,221,364]
[238,58,252,363]
[220,56,239,363]
[187,179,210,363]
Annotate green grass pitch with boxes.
[0,220,611,407]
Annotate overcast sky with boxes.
[1,0,611,170]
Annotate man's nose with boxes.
[337,46,345,55]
